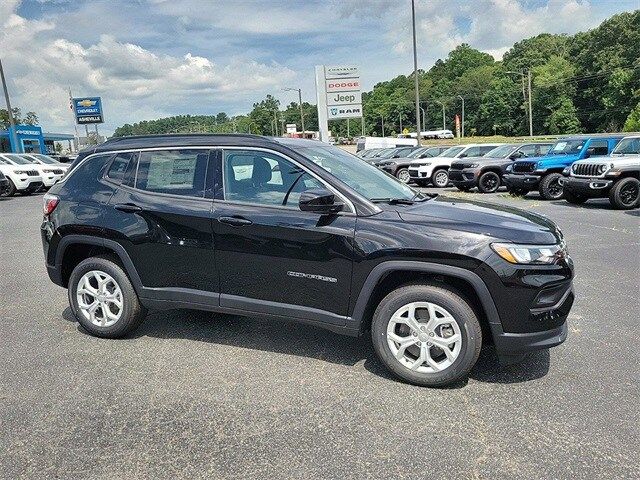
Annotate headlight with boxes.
[491,242,566,265]
[43,169,55,173]
[468,163,480,168]
[505,164,513,172]
[421,162,432,166]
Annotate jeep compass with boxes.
[41,135,574,387]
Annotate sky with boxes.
[1,0,638,135]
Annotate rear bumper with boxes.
[503,173,540,190]
[560,176,613,197]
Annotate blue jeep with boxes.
[503,135,624,200]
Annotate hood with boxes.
[574,155,640,168]
[389,196,561,244]
[451,155,505,166]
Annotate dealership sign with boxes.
[315,64,362,141]
[73,97,104,124]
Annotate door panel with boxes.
[213,149,356,320]
[105,149,217,293]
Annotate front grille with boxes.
[53,169,64,175]
[513,161,536,173]
[450,164,463,171]
[409,169,419,177]
[449,171,463,181]
[573,163,606,177]
[26,170,39,176]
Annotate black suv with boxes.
[41,135,574,387]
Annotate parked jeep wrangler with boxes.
[42,135,574,387]
[561,135,640,209]
[504,134,623,200]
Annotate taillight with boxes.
[43,193,59,215]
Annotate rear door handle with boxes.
[114,203,142,213]
[219,216,252,226]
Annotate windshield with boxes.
[374,148,396,158]
[297,144,419,202]
[30,154,59,164]
[612,137,640,155]
[439,146,465,157]
[3,154,35,165]
[407,147,427,158]
[484,145,517,158]
[549,139,585,155]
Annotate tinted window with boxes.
[587,140,609,156]
[135,149,208,197]
[463,146,482,157]
[517,144,539,157]
[106,153,133,182]
[223,150,323,207]
[479,145,497,155]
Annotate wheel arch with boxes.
[56,235,143,293]
[351,261,501,340]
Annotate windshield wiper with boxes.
[371,197,414,205]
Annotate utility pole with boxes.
[527,69,533,137]
[457,95,465,138]
[411,0,421,146]
[381,115,385,137]
[347,118,350,138]
[399,113,403,133]
[420,106,426,133]
[0,58,19,152]
[283,87,305,136]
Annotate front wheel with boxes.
[68,255,147,338]
[431,169,449,188]
[371,284,482,387]
[609,177,640,210]
[477,171,501,193]
[539,173,564,200]
[396,168,410,184]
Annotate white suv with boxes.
[408,143,503,187]
[24,153,69,177]
[0,157,44,196]
[0,153,61,189]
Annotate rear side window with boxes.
[135,149,208,197]
[479,145,497,155]
[464,146,481,157]
[106,153,134,182]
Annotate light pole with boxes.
[506,70,533,136]
[381,115,385,137]
[0,58,19,152]
[411,0,421,146]
[457,95,465,138]
[419,106,426,136]
[436,100,446,130]
[283,87,305,136]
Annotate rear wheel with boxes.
[1,179,16,197]
[539,173,564,200]
[563,189,588,205]
[371,284,482,387]
[431,169,449,188]
[477,171,501,193]
[609,177,640,210]
[68,255,147,338]
[396,168,410,184]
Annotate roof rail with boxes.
[102,133,271,144]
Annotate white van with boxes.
[356,136,417,153]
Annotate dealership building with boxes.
[0,125,75,154]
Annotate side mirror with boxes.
[459,153,467,158]
[299,188,344,214]
[509,152,522,160]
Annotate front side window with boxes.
[463,146,482,157]
[612,137,640,155]
[222,149,323,207]
[517,144,539,157]
[586,140,609,156]
[440,146,464,157]
[135,149,208,197]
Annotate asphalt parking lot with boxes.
[1,190,639,479]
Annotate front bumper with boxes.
[503,173,540,190]
[560,176,613,198]
[408,166,432,180]
[449,168,480,187]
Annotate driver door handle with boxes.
[219,216,253,227]
[114,203,142,213]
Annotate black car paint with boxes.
[42,134,574,361]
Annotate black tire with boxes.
[477,171,501,193]
[538,173,564,200]
[609,177,640,210]
[431,168,449,188]
[1,179,16,197]
[508,187,528,197]
[395,168,410,184]
[68,255,147,338]
[371,284,482,387]
[563,189,588,205]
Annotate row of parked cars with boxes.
[356,134,640,209]
[0,153,70,197]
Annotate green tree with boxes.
[623,102,640,132]
[547,97,581,134]
[477,76,522,136]
[0,107,39,128]
[249,95,281,135]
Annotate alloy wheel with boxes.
[547,178,563,198]
[434,171,449,187]
[397,169,410,184]
[620,182,639,206]
[386,301,462,373]
[76,270,124,327]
